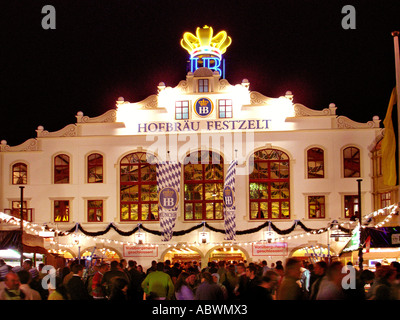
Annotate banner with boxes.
[156,162,181,241]
[381,87,397,186]
[224,160,237,240]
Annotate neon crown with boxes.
[180,25,232,59]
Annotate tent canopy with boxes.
[0,230,48,254]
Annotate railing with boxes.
[3,208,34,222]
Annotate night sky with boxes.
[2,0,400,146]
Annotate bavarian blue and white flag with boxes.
[223,160,237,240]
[156,162,181,241]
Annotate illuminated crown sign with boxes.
[180,25,232,77]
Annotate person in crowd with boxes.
[390,261,400,300]
[17,270,41,300]
[195,271,224,300]
[66,264,92,300]
[277,258,303,300]
[120,259,130,279]
[146,260,157,274]
[274,262,285,289]
[174,271,195,300]
[217,260,228,286]
[101,260,129,297]
[128,261,145,301]
[141,262,174,300]
[137,265,146,277]
[0,272,26,300]
[91,262,109,299]
[212,273,228,300]
[109,277,129,301]
[128,260,137,271]
[369,265,397,300]
[316,261,345,300]
[359,269,375,299]
[0,259,11,281]
[300,261,311,299]
[20,259,47,299]
[261,260,270,276]
[225,264,238,299]
[246,270,279,300]
[169,262,182,284]
[309,260,327,300]
[234,262,248,299]
[244,265,260,298]
[48,276,69,300]
[63,260,78,286]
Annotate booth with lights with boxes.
[0,26,397,270]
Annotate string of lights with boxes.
[1,203,398,251]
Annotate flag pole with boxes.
[392,31,400,187]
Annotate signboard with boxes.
[158,187,179,211]
[392,233,400,245]
[194,97,214,117]
[223,186,235,209]
[137,119,271,134]
[123,245,158,257]
[211,253,244,260]
[252,242,288,256]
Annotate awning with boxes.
[340,226,400,256]
[0,230,48,255]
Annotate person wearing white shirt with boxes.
[17,270,41,300]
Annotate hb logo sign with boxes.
[158,187,179,211]
[194,97,214,117]
[223,186,235,209]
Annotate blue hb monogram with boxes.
[190,57,222,75]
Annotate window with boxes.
[380,192,391,209]
[12,163,27,185]
[308,196,325,219]
[175,101,189,120]
[198,79,209,92]
[54,200,69,222]
[120,152,158,221]
[343,147,360,177]
[184,150,224,220]
[88,200,103,222]
[54,154,70,184]
[344,195,358,219]
[218,99,233,118]
[249,149,290,219]
[307,148,324,178]
[88,153,103,183]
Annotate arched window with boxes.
[12,162,27,185]
[120,152,158,221]
[184,150,224,220]
[307,147,324,178]
[343,146,360,177]
[249,148,290,219]
[54,154,70,184]
[88,153,103,183]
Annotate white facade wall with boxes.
[0,69,382,267]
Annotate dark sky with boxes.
[2,0,400,146]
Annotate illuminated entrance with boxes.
[291,245,336,262]
[164,247,202,264]
[209,247,246,263]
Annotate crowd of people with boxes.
[1,257,400,300]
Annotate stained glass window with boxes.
[249,149,290,219]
